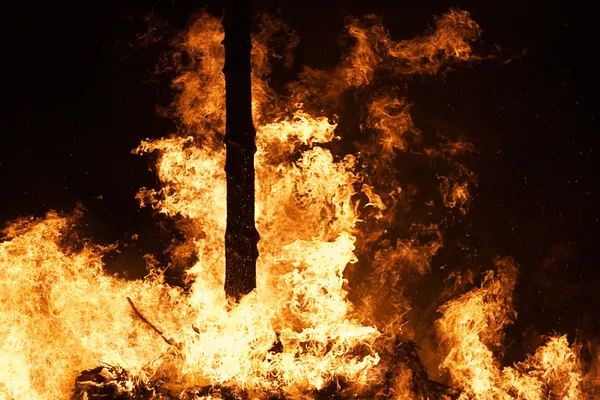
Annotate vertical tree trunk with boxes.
[222,0,259,300]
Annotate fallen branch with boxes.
[126,297,178,348]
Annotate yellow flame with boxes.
[437,258,585,399]
[0,8,595,400]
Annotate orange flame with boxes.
[437,258,586,399]
[0,8,596,400]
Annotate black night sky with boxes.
[2,0,599,364]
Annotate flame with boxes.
[1,8,597,400]
[437,258,586,399]
[0,212,186,399]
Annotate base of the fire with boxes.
[71,337,459,399]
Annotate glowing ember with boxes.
[0,8,597,400]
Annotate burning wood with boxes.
[222,0,259,300]
[71,340,460,399]
[127,297,179,349]
[1,4,598,400]
[72,364,250,399]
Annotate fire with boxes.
[0,8,598,400]
[0,212,182,399]
[437,258,586,399]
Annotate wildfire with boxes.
[0,8,597,400]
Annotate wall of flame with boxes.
[0,9,597,400]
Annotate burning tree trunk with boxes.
[222,0,259,299]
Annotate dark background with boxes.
[2,0,599,363]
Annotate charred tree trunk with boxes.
[222,0,259,300]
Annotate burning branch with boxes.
[126,297,178,348]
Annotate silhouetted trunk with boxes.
[222,0,259,300]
